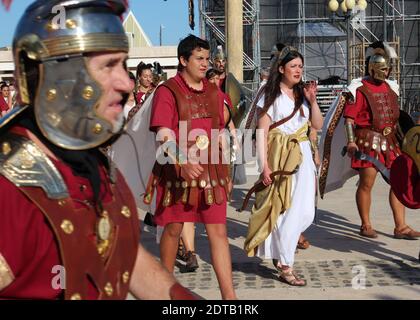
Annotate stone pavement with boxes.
[139,175,420,300]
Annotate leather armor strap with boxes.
[358,83,400,131]
[269,104,302,131]
[19,170,140,300]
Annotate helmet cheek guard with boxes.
[368,54,390,82]
[12,0,129,150]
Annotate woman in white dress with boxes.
[245,46,323,286]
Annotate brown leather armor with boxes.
[144,78,229,208]
[19,169,140,300]
[355,83,401,165]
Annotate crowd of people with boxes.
[0,0,418,300]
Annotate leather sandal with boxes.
[360,225,378,238]
[297,235,310,249]
[184,251,199,272]
[278,269,306,286]
[176,240,187,261]
[394,225,420,240]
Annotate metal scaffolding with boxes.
[198,0,261,91]
[199,0,419,113]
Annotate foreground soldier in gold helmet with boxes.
[0,0,197,300]
[343,41,420,240]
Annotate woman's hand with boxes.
[262,165,273,186]
[303,81,318,106]
[313,149,321,168]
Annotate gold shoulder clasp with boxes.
[0,133,69,199]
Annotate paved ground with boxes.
[139,175,420,300]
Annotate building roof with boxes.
[123,11,153,48]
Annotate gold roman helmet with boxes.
[367,41,398,82]
[11,0,129,150]
[213,45,226,63]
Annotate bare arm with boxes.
[309,100,323,130]
[303,82,323,130]
[257,111,273,185]
[156,127,203,179]
[129,245,177,299]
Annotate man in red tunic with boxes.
[345,41,420,239]
[146,35,237,300]
[0,0,195,300]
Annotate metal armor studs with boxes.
[199,180,207,188]
[93,123,103,135]
[46,89,57,101]
[2,142,11,156]
[83,86,94,100]
[70,293,82,300]
[61,220,74,234]
[121,206,131,218]
[65,19,78,29]
[122,271,130,284]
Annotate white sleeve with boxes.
[256,94,274,121]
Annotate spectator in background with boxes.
[124,71,139,121]
[8,81,17,110]
[136,62,154,105]
[0,83,10,116]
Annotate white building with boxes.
[0,11,178,82]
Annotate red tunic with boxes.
[344,79,399,169]
[0,96,8,112]
[150,73,227,226]
[136,91,146,105]
[0,135,115,300]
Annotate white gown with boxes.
[256,92,316,267]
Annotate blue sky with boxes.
[0,0,199,47]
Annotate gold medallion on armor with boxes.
[97,211,112,241]
[199,180,207,188]
[196,135,209,150]
[383,126,392,136]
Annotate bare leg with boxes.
[389,189,406,229]
[205,224,237,300]
[356,167,377,228]
[181,222,196,252]
[159,222,184,273]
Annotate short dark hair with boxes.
[1,83,9,91]
[177,34,210,70]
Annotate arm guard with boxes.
[345,122,356,144]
